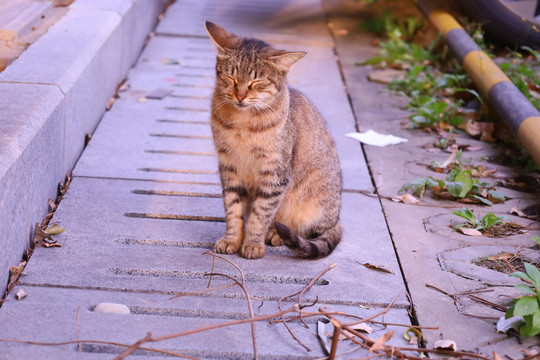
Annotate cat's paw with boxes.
[240,243,265,259]
[265,229,284,246]
[215,237,241,254]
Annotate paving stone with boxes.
[0,286,411,359]
[326,0,540,356]
[0,0,414,357]
[18,177,407,307]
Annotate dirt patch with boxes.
[498,174,540,193]
[473,251,540,274]
[481,222,529,237]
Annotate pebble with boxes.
[93,302,130,314]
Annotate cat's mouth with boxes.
[234,102,249,109]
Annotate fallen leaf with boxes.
[456,227,482,236]
[368,330,395,352]
[33,223,53,244]
[138,98,147,103]
[44,224,65,235]
[118,83,130,92]
[160,58,180,65]
[106,97,116,110]
[317,320,330,355]
[434,339,457,351]
[496,315,524,333]
[48,198,57,212]
[51,0,75,6]
[510,206,527,217]
[15,289,27,300]
[392,193,420,204]
[340,322,374,339]
[493,352,503,360]
[487,253,514,261]
[440,147,458,168]
[7,261,27,292]
[42,242,62,248]
[333,29,349,36]
[360,262,395,275]
[367,69,406,84]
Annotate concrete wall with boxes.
[0,0,168,297]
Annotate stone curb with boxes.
[0,0,168,296]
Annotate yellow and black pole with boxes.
[416,1,540,166]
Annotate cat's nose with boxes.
[235,94,246,102]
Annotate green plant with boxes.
[408,99,464,128]
[399,169,507,205]
[532,236,540,247]
[505,263,540,336]
[452,208,508,230]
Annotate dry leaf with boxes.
[493,352,503,360]
[360,262,395,275]
[408,336,419,346]
[368,330,395,352]
[48,198,57,212]
[434,339,457,351]
[33,223,53,244]
[44,224,65,235]
[510,206,527,217]
[340,323,374,339]
[15,289,27,300]
[138,98,147,103]
[42,242,62,248]
[51,0,75,6]
[106,97,116,110]
[488,253,514,261]
[7,261,27,292]
[367,69,406,84]
[440,147,458,168]
[392,193,420,204]
[456,228,482,236]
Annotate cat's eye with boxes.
[248,80,263,90]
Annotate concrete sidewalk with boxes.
[2,0,538,358]
[0,0,411,358]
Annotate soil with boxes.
[473,249,540,274]
[481,222,529,237]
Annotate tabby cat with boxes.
[206,22,342,259]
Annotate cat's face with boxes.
[214,53,281,111]
[206,22,306,112]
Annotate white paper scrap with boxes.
[346,130,408,147]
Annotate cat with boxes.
[205,21,342,259]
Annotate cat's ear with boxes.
[268,51,306,72]
[205,21,241,53]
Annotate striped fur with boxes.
[206,22,342,259]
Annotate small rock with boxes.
[15,288,27,300]
[93,303,130,315]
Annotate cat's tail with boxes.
[274,222,342,259]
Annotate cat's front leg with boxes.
[241,186,286,259]
[215,170,248,254]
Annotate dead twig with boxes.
[468,295,507,312]
[297,263,336,327]
[328,318,341,360]
[169,283,237,300]
[114,332,153,360]
[277,262,337,352]
[202,252,258,360]
[76,306,81,352]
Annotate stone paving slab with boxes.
[0,286,411,359]
[0,0,413,358]
[325,0,540,357]
[17,177,407,307]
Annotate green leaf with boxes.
[452,208,477,225]
[514,296,539,316]
[454,170,473,198]
[514,284,537,296]
[520,310,540,336]
[510,271,532,282]
[505,304,515,319]
[446,181,464,198]
[470,195,493,206]
[481,213,504,229]
[358,56,386,65]
[488,190,506,202]
[524,263,540,292]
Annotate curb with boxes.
[0,0,168,297]
[416,2,540,167]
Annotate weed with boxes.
[399,168,507,205]
[532,236,540,247]
[505,263,540,336]
[452,208,508,230]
